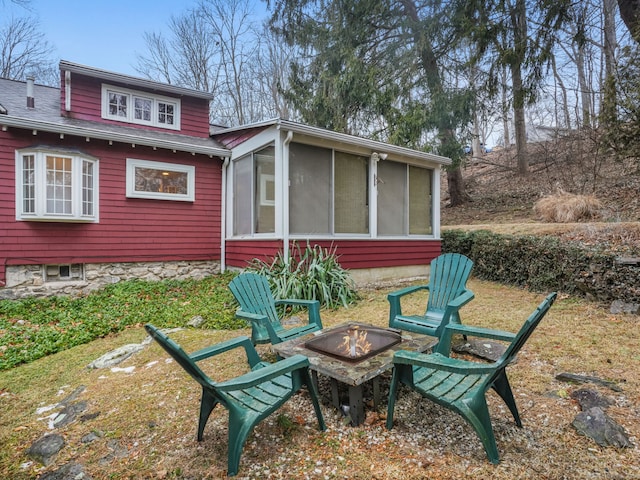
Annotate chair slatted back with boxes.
[426,253,474,314]
[145,324,213,389]
[229,272,282,328]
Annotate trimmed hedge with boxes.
[442,229,640,304]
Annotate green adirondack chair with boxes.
[388,253,475,338]
[229,272,323,345]
[144,324,326,477]
[386,292,557,464]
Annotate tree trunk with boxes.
[501,64,511,148]
[618,0,640,43]
[446,167,468,207]
[510,0,529,175]
[400,0,469,204]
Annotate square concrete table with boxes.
[272,322,437,426]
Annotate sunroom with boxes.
[213,119,451,284]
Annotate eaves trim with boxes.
[1,115,230,157]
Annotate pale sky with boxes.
[25,0,201,76]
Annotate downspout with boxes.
[220,156,230,272]
[282,130,294,262]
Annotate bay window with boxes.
[16,148,98,222]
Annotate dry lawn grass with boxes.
[1,279,639,479]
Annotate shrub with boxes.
[247,242,359,309]
[533,190,603,223]
[442,229,639,304]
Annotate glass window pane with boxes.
[289,143,331,234]
[254,146,275,234]
[134,167,188,194]
[22,155,35,213]
[335,152,368,234]
[134,97,152,121]
[377,161,407,235]
[409,166,432,235]
[46,156,72,214]
[82,160,94,216]
[233,156,252,236]
[108,92,127,117]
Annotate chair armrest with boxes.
[275,299,322,328]
[387,284,430,301]
[387,285,430,321]
[215,354,311,391]
[436,322,516,356]
[190,335,262,367]
[447,289,475,310]
[393,350,496,375]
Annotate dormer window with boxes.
[101,84,180,130]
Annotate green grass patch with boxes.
[0,272,244,370]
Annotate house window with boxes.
[16,148,98,222]
[102,84,180,130]
[233,146,275,235]
[126,159,195,201]
[377,161,432,235]
[289,143,369,235]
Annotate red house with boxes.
[0,61,451,298]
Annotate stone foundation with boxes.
[1,261,221,300]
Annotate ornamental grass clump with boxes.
[247,242,359,309]
[534,190,602,222]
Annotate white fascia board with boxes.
[1,115,230,157]
[216,118,452,167]
[227,127,277,159]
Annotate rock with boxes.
[81,431,103,443]
[570,388,613,410]
[38,462,92,480]
[187,315,205,327]
[59,385,86,405]
[555,372,623,392]
[26,433,65,466]
[453,339,506,362]
[572,406,632,448]
[87,344,144,369]
[53,401,88,428]
[610,300,640,315]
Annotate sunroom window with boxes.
[289,143,369,235]
[102,84,180,130]
[377,161,432,235]
[16,148,98,222]
[233,146,275,235]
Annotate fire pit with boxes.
[304,324,402,363]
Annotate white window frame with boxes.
[126,158,195,202]
[15,148,99,223]
[101,84,181,130]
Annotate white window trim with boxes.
[15,148,99,223]
[126,158,195,202]
[101,84,181,130]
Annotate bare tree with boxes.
[0,15,57,84]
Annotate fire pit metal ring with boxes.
[304,323,402,363]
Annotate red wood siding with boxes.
[1,128,223,285]
[61,73,211,137]
[225,240,283,268]
[225,239,442,270]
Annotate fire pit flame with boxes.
[339,326,372,358]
